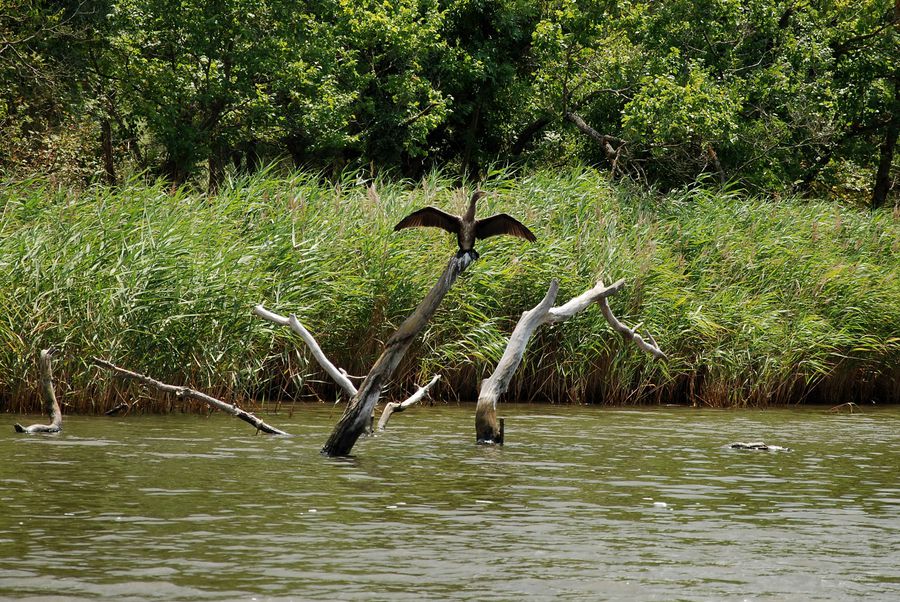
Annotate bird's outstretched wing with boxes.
[393,207,461,234]
[475,214,537,242]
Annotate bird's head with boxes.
[470,189,488,206]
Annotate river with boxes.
[2,404,898,601]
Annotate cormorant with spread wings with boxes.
[393,190,536,257]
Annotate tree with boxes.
[108,0,297,190]
[0,0,98,176]
[520,0,897,199]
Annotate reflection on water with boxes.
[1,405,898,601]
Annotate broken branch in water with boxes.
[91,358,288,435]
[377,374,441,431]
[14,348,63,434]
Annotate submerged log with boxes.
[104,402,130,416]
[14,349,63,434]
[92,358,288,435]
[377,374,441,431]
[322,253,471,456]
[730,441,792,451]
[475,279,666,443]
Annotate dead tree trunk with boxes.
[475,279,666,443]
[92,358,288,435]
[322,254,470,456]
[14,349,63,434]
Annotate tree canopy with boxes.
[1,0,896,204]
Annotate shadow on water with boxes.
[1,404,899,601]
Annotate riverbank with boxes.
[1,168,898,412]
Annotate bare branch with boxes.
[564,112,628,177]
[545,279,625,323]
[598,294,667,360]
[376,374,440,431]
[92,358,289,435]
[253,304,358,397]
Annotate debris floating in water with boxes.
[729,441,792,451]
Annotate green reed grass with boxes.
[1,167,898,413]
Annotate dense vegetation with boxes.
[1,0,897,204]
[2,168,898,413]
[2,1,897,413]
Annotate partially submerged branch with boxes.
[92,358,288,435]
[14,349,63,434]
[253,305,358,397]
[476,278,665,443]
[377,374,441,431]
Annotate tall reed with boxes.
[1,167,898,413]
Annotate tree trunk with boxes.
[872,87,898,209]
[162,156,189,189]
[14,349,62,434]
[100,119,116,185]
[475,279,665,443]
[322,254,471,456]
[705,142,726,184]
[461,103,482,179]
[208,140,226,195]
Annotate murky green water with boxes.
[1,404,898,601]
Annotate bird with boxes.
[393,190,536,261]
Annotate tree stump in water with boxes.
[475,279,666,444]
[14,349,63,434]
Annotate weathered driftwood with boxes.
[322,253,471,456]
[14,349,63,434]
[91,358,288,435]
[730,441,792,451]
[828,402,859,413]
[475,278,666,443]
[253,305,358,398]
[377,374,441,431]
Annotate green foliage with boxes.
[526,0,897,196]
[0,0,896,199]
[1,168,898,413]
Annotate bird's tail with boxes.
[455,249,479,269]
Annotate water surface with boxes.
[2,404,898,601]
